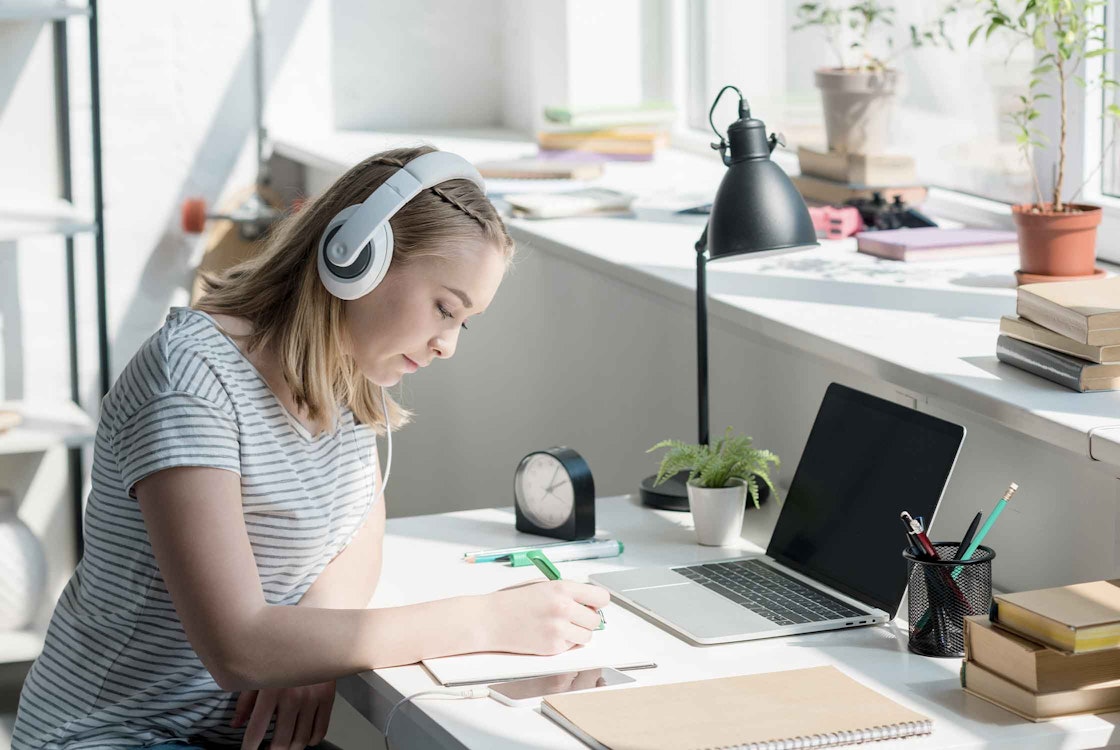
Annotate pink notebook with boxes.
[856,228,1019,261]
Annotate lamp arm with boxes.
[696,224,709,448]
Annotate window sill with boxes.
[274,126,1120,470]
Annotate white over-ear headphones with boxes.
[317,150,486,300]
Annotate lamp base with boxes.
[639,471,691,512]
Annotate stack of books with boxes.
[537,102,674,162]
[996,276,1120,392]
[961,579,1120,721]
[793,144,927,205]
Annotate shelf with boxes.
[0,400,95,455]
[0,2,89,21]
[0,200,97,242]
[0,628,45,665]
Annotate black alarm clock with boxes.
[514,446,595,540]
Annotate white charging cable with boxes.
[383,687,491,748]
[376,386,392,502]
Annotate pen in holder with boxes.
[903,542,995,658]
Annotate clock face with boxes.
[515,452,574,530]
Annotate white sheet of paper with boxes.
[421,616,656,687]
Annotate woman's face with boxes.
[344,244,507,387]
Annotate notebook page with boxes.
[544,665,931,750]
[421,622,655,687]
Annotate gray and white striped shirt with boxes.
[13,307,380,748]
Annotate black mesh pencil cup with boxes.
[903,543,995,657]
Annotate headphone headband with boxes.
[318,150,486,300]
[326,152,485,267]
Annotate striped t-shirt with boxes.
[12,307,380,749]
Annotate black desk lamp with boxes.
[640,85,819,511]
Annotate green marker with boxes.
[525,549,606,630]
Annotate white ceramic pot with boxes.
[0,490,47,631]
[814,68,901,155]
[687,478,747,547]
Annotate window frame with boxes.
[659,0,1120,256]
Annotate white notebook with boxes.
[421,623,656,687]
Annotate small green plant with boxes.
[793,0,959,71]
[969,0,1120,212]
[647,427,780,509]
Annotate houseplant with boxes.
[793,1,959,154]
[970,0,1119,280]
[647,428,780,546]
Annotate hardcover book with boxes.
[856,228,1018,262]
[962,660,1120,721]
[791,173,928,207]
[991,579,1120,653]
[1016,276,1120,345]
[999,316,1120,364]
[995,335,1120,392]
[797,145,917,185]
[964,616,1120,692]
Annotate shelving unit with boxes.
[0,200,96,241]
[0,0,109,665]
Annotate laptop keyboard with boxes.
[674,558,865,626]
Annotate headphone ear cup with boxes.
[318,206,394,300]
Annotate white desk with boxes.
[339,496,1120,749]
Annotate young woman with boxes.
[12,146,610,750]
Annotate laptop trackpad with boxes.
[625,583,776,641]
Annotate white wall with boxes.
[330,0,505,130]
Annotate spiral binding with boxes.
[705,718,932,749]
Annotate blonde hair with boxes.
[196,145,515,435]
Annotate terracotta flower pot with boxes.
[1011,203,1101,277]
[814,68,901,154]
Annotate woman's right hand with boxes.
[482,580,611,655]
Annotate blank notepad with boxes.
[542,665,932,750]
[421,621,655,687]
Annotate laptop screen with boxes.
[766,383,965,617]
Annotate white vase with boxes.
[686,478,747,547]
[0,490,47,631]
[814,68,901,155]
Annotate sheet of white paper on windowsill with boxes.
[420,610,658,687]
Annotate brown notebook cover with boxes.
[541,665,931,750]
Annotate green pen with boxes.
[525,549,606,630]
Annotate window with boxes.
[682,0,1035,205]
[1098,0,1120,199]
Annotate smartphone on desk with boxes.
[489,667,636,707]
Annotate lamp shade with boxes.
[707,115,818,260]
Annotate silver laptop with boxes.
[591,383,966,645]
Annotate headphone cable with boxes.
[383,687,490,748]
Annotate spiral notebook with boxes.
[541,665,931,750]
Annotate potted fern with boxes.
[793,1,959,154]
[970,0,1119,281]
[647,428,780,546]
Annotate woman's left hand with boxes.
[232,680,336,749]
